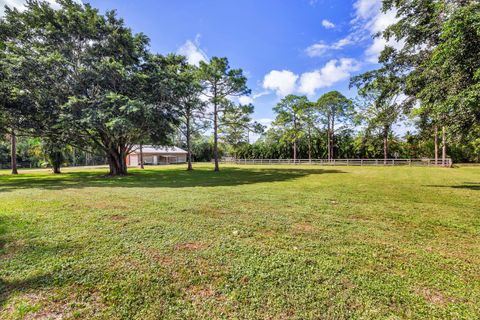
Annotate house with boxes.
[126,146,188,166]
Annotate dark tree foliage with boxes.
[1,1,180,175]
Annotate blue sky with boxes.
[1,0,401,130]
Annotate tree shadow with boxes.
[426,182,480,191]
[0,167,345,193]
[0,215,81,308]
[0,273,57,308]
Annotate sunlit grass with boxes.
[1,164,479,319]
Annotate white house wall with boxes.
[129,154,139,166]
[128,153,187,166]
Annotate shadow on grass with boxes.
[426,182,480,191]
[0,273,57,308]
[0,215,82,307]
[0,167,345,193]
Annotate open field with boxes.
[0,164,479,319]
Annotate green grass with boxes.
[0,164,479,319]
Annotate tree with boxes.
[2,1,179,175]
[220,102,263,158]
[416,2,480,160]
[302,103,319,163]
[199,57,250,171]
[349,1,443,165]
[316,91,354,160]
[0,89,35,175]
[168,56,206,171]
[377,0,477,166]
[273,95,309,162]
[352,71,403,164]
[0,22,36,174]
[41,139,67,174]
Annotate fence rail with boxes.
[222,158,452,167]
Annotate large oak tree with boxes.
[1,0,180,175]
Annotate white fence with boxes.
[222,158,452,167]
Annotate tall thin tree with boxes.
[199,57,250,171]
[273,95,309,163]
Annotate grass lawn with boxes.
[0,164,479,319]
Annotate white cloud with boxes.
[262,59,360,98]
[365,38,389,63]
[352,0,402,63]
[305,42,330,57]
[258,117,273,124]
[239,96,253,105]
[353,0,381,20]
[257,118,273,129]
[253,91,270,99]
[1,0,82,16]
[249,118,273,142]
[304,0,402,64]
[177,34,208,66]
[237,91,269,105]
[305,36,352,57]
[0,0,25,15]
[321,19,335,29]
[263,70,299,97]
[298,58,360,95]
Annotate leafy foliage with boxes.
[198,57,250,171]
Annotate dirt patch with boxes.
[186,284,226,306]
[174,242,207,251]
[190,286,215,299]
[0,239,26,261]
[142,247,175,267]
[109,214,127,221]
[340,278,357,290]
[415,287,454,306]
[293,223,315,233]
[2,289,105,320]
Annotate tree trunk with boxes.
[327,114,331,161]
[186,116,193,171]
[293,140,297,163]
[139,143,144,169]
[107,146,128,175]
[11,130,18,175]
[72,148,76,167]
[434,125,439,165]
[53,164,61,174]
[292,113,298,163]
[213,101,220,172]
[308,131,312,164]
[331,114,335,160]
[383,125,389,165]
[442,126,447,167]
